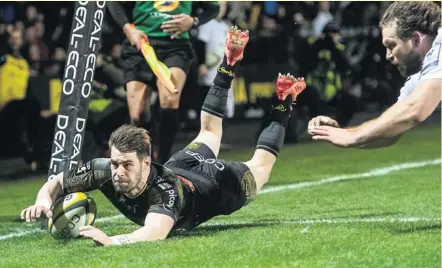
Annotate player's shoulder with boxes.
[90,158,111,170]
[420,29,441,76]
[147,163,184,209]
[397,73,420,102]
[150,162,181,188]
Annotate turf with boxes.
[0,125,440,267]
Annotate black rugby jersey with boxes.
[62,158,195,228]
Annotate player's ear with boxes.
[143,156,151,169]
[411,31,421,47]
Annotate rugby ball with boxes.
[48,192,97,240]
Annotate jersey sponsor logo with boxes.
[156,176,165,183]
[154,0,179,12]
[185,151,225,171]
[75,162,91,175]
[164,189,177,210]
[158,182,172,190]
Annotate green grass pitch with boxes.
[0,125,440,267]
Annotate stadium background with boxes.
[0,1,439,178]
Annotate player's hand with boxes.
[308,115,340,135]
[79,225,112,246]
[309,126,357,148]
[123,25,147,50]
[20,201,53,222]
[161,14,194,39]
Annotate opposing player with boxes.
[20,26,307,245]
[308,1,441,148]
[107,2,219,163]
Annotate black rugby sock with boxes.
[157,108,179,164]
[201,57,236,118]
[256,95,292,157]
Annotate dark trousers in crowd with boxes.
[0,99,42,164]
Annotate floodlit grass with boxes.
[0,126,440,267]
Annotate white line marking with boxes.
[0,215,125,241]
[204,217,440,227]
[95,215,124,223]
[1,158,440,241]
[259,158,441,194]
[0,229,44,241]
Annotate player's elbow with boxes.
[410,102,431,124]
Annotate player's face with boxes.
[382,24,422,77]
[110,146,144,193]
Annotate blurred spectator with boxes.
[44,46,65,78]
[24,5,38,26]
[312,1,334,38]
[28,43,41,76]
[0,3,16,24]
[0,1,426,165]
[7,28,24,56]
[0,25,39,167]
[297,22,358,127]
[0,28,28,108]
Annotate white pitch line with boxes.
[259,158,441,194]
[204,216,441,227]
[95,214,124,223]
[1,158,440,241]
[0,215,125,241]
[2,216,438,242]
[0,228,45,241]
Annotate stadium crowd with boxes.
[0,2,414,176]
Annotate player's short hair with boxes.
[380,1,441,39]
[109,124,151,158]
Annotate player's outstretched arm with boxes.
[112,213,174,245]
[309,78,441,148]
[20,173,63,222]
[308,116,401,149]
[20,159,111,222]
[79,213,174,246]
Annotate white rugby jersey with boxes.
[397,28,441,102]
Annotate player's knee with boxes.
[126,81,146,95]
[200,121,222,137]
[200,112,222,133]
[244,162,271,192]
[247,160,272,181]
[159,92,180,108]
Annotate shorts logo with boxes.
[186,142,201,151]
[185,151,225,171]
[154,0,180,12]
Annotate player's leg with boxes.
[191,26,249,158]
[126,81,152,125]
[155,67,187,164]
[121,38,155,129]
[244,74,306,192]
